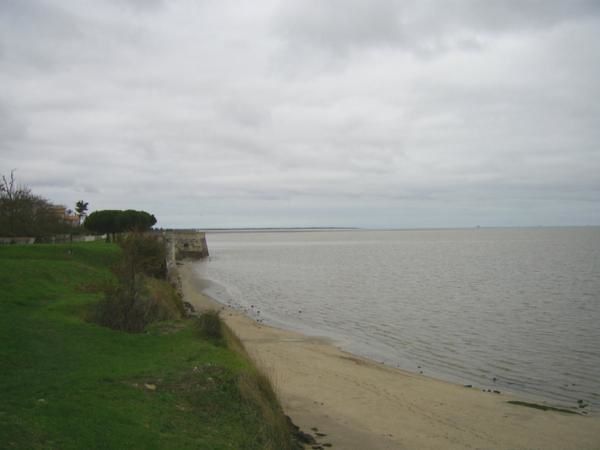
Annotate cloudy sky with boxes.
[1,0,599,228]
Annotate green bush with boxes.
[91,276,184,333]
[89,231,174,332]
[195,310,223,342]
[113,232,166,282]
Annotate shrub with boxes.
[195,310,223,342]
[91,276,184,333]
[89,231,175,332]
[113,232,166,282]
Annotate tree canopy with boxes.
[84,209,157,236]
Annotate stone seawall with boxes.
[163,230,209,313]
[164,230,209,262]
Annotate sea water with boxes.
[191,227,600,412]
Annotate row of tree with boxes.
[1,171,156,238]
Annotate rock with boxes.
[144,383,157,391]
[323,444,333,448]
[285,415,316,445]
[493,390,501,394]
[297,431,317,445]
[464,384,472,388]
[316,432,327,437]
[284,415,299,431]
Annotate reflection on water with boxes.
[192,227,600,413]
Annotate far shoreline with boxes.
[179,261,600,450]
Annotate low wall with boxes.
[0,237,35,245]
[0,234,106,245]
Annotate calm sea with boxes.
[191,228,600,413]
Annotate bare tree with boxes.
[0,170,18,201]
[0,170,64,237]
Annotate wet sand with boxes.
[180,262,600,450]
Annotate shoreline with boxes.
[179,262,600,449]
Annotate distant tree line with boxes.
[1,170,157,240]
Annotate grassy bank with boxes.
[0,242,296,449]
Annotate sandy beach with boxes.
[179,263,600,450]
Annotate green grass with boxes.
[0,242,296,449]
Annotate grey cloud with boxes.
[274,0,600,57]
[216,98,272,129]
[106,0,165,13]
[0,0,153,74]
[0,0,598,228]
[0,100,27,146]
[0,0,82,39]
[0,1,96,72]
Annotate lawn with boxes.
[0,242,291,449]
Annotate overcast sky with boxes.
[1,0,599,228]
